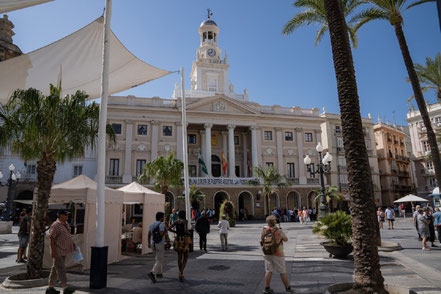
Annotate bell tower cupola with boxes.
[197,9,221,61]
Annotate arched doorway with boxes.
[213,191,229,220]
[286,191,301,209]
[238,191,254,220]
[307,191,318,209]
[264,192,280,216]
[165,191,175,209]
[212,155,221,177]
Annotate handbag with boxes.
[72,246,83,263]
[185,236,192,245]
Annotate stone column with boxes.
[151,121,159,161]
[296,127,307,184]
[250,126,259,175]
[222,131,228,177]
[200,130,205,177]
[122,121,133,184]
[176,122,183,161]
[204,123,213,176]
[228,124,236,178]
[242,133,248,177]
[276,127,283,175]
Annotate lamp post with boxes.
[0,164,21,221]
[304,143,332,218]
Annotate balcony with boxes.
[287,178,300,185]
[391,169,397,174]
[307,178,319,184]
[337,147,344,153]
[340,183,349,189]
[106,176,122,184]
[337,165,347,172]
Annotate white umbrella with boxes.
[394,194,429,203]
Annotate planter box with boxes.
[0,221,13,234]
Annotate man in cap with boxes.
[46,210,75,294]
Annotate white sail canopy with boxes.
[0,0,54,13]
[0,17,171,102]
[394,194,429,203]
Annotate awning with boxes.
[0,17,172,102]
[0,0,54,13]
[429,187,440,196]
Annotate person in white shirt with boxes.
[218,215,230,251]
[385,206,395,230]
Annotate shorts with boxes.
[387,218,394,222]
[18,235,29,248]
[264,255,286,274]
[419,228,430,238]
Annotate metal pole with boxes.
[318,152,327,217]
[3,171,13,221]
[180,68,191,228]
[90,0,111,289]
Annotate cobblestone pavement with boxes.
[0,217,440,293]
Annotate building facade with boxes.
[374,121,412,205]
[320,112,382,205]
[406,103,441,197]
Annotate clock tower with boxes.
[173,11,248,101]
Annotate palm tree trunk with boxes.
[27,153,56,278]
[323,0,386,292]
[394,23,441,191]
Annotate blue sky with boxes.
[5,0,440,125]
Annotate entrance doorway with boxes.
[238,191,254,220]
[307,191,318,209]
[212,155,221,177]
[286,191,301,209]
[213,191,229,220]
[165,191,175,209]
[264,193,280,216]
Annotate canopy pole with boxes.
[180,68,191,228]
[90,0,111,289]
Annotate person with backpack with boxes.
[260,215,293,294]
[147,212,166,283]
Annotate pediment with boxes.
[186,95,258,115]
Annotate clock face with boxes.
[207,49,216,57]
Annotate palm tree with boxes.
[177,184,205,210]
[0,84,100,279]
[251,166,286,216]
[284,0,386,291]
[314,185,343,205]
[138,152,184,197]
[407,52,441,102]
[282,0,365,47]
[353,0,441,195]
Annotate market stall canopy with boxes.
[117,181,163,204]
[0,0,53,13]
[0,16,171,103]
[45,174,124,204]
[394,194,429,203]
[429,187,440,196]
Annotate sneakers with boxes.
[156,274,163,279]
[46,287,60,294]
[147,272,157,283]
[263,288,274,294]
[286,286,295,293]
[422,247,430,251]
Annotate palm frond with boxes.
[405,0,435,10]
[282,10,324,35]
[352,7,389,33]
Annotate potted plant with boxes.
[312,210,353,258]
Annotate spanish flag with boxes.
[221,152,228,176]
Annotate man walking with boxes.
[260,215,294,294]
[147,212,166,283]
[17,208,31,263]
[218,215,230,251]
[195,211,210,251]
[46,210,75,294]
[434,207,441,243]
[385,206,395,229]
[413,205,421,240]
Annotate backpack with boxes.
[261,228,280,255]
[152,223,163,243]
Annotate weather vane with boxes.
[207,8,213,19]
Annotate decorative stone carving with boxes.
[307,149,313,155]
[287,149,294,155]
[137,144,146,151]
[265,148,274,155]
[212,101,226,112]
[164,144,171,152]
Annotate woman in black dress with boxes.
[168,210,190,280]
[425,208,437,247]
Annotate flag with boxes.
[198,151,208,175]
[221,152,228,176]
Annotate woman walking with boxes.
[377,207,385,229]
[425,208,437,247]
[168,210,191,280]
[417,208,431,251]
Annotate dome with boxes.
[200,19,217,27]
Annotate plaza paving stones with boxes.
[0,218,440,293]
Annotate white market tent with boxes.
[0,16,171,102]
[394,194,429,203]
[36,175,124,270]
[117,182,164,254]
[0,0,53,13]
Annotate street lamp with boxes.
[0,164,21,221]
[304,143,332,218]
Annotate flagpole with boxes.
[180,68,191,228]
[90,0,111,289]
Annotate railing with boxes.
[340,183,349,189]
[307,178,319,184]
[20,173,37,182]
[287,178,300,185]
[337,165,347,172]
[106,176,122,184]
[391,169,397,174]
